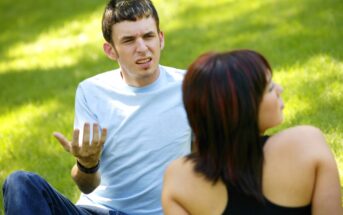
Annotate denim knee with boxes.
[3,170,41,194]
[3,171,79,215]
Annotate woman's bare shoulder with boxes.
[164,157,200,195]
[164,157,194,179]
[163,157,227,215]
[164,157,214,191]
[265,125,330,161]
[267,125,325,147]
[273,125,323,140]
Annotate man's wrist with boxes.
[76,160,100,174]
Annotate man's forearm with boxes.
[71,164,100,194]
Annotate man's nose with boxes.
[136,38,148,52]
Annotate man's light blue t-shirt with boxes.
[74,65,191,215]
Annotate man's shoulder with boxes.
[160,65,186,81]
[79,69,120,86]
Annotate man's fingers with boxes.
[92,123,99,146]
[82,123,91,147]
[71,129,80,149]
[53,132,71,152]
[99,128,107,147]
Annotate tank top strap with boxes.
[260,135,270,146]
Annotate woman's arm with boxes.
[162,159,190,215]
[162,158,227,215]
[310,128,342,214]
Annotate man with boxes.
[2,0,191,214]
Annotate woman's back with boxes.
[162,50,341,215]
[162,125,342,214]
[261,125,341,214]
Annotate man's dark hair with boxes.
[102,0,160,44]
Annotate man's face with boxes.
[110,17,164,87]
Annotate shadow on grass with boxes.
[1,0,341,114]
[162,0,343,137]
[0,55,113,114]
[162,0,342,68]
[0,0,105,57]
[1,0,342,212]
[0,55,113,212]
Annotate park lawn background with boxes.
[0,0,342,212]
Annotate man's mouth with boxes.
[136,57,152,64]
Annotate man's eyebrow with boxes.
[144,31,156,35]
[119,31,156,41]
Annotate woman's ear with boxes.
[103,42,118,61]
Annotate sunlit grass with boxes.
[0,0,342,213]
[0,99,78,210]
[0,100,59,163]
[271,54,343,186]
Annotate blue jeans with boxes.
[2,171,127,215]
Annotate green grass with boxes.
[0,0,342,213]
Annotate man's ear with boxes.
[159,31,165,50]
[103,42,118,60]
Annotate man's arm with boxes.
[70,163,101,194]
[54,123,107,194]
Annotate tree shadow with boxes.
[0,55,114,114]
[162,0,343,143]
[1,0,342,211]
[162,0,342,68]
[0,0,105,57]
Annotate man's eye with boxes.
[121,38,134,44]
[144,34,155,39]
[123,40,133,44]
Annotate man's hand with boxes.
[53,123,107,168]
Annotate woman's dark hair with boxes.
[102,0,160,44]
[183,49,272,201]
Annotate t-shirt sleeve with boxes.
[74,84,98,139]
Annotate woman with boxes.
[162,50,342,214]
